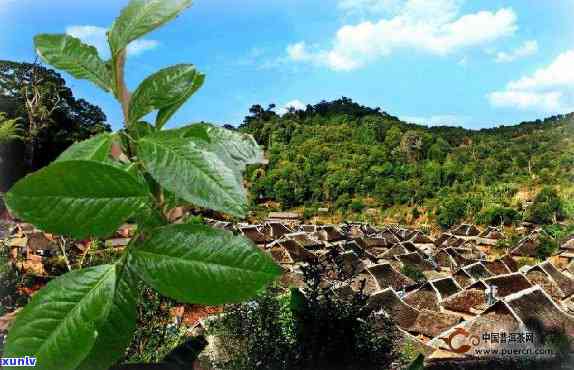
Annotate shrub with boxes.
[536,235,559,260]
[335,193,352,212]
[477,206,521,226]
[435,197,467,228]
[210,261,398,370]
[123,287,188,364]
[350,198,366,213]
[209,288,297,370]
[525,187,564,224]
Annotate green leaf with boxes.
[4,160,151,239]
[55,133,114,162]
[128,224,281,304]
[108,0,193,56]
[186,124,264,171]
[34,34,112,92]
[77,264,138,370]
[137,127,249,217]
[128,64,204,126]
[407,354,425,370]
[3,264,136,370]
[131,121,156,139]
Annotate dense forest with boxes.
[240,98,574,228]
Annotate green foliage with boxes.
[477,206,521,226]
[0,113,23,143]
[435,197,467,229]
[4,264,136,370]
[210,289,297,370]
[350,198,366,213]
[3,2,279,369]
[0,237,28,316]
[525,187,565,224]
[129,224,280,304]
[210,263,398,370]
[401,264,427,283]
[407,354,425,370]
[5,160,151,239]
[129,64,205,128]
[33,34,113,92]
[0,60,111,170]
[123,287,189,364]
[240,98,574,224]
[536,235,559,260]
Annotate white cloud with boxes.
[487,50,574,112]
[494,40,538,63]
[338,0,403,16]
[65,25,159,58]
[277,99,307,115]
[287,0,517,71]
[402,114,469,126]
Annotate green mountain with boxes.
[239,97,574,228]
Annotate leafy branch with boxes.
[2,1,281,369]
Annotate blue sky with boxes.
[1,0,574,130]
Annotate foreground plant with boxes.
[3,1,281,369]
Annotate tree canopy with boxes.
[240,97,574,227]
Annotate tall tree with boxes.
[0,60,110,170]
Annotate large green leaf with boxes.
[185,124,264,171]
[137,127,249,217]
[77,264,139,370]
[3,264,136,370]
[108,0,193,56]
[4,160,150,239]
[34,34,112,92]
[55,133,114,162]
[128,224,281,304]
[128,64,205,126]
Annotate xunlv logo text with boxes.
[0,356,37,367]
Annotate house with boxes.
[8,227,59,276]
[363,288,420,330]
[452,269,475,289]
[510,236,539,257]
[404,283,442,311]
[284,231,323,250]
[481,272,533,298]
[408,309,463,339]
[450,224,481,238]
[266,212,301,225]
[396,252,436,272]
[342,240,377,263]
[366,263,415,291]
[501,254,519,272]
[477,226,505,246]
[316,225,344,242]
[431,277,463,300]
[268,239,317,265]
[483,259,512,275]
[441,286,488,315]
[525,262,574,302]
[461,262,493,281]
[262,221,292,239]
[337,250,365,276]
[238,225,272,246]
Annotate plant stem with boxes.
[114,50,131,126]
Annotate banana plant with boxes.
[2,1,281,369]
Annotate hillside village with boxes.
[3,209,574,366]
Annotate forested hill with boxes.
[239,98,574,228]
